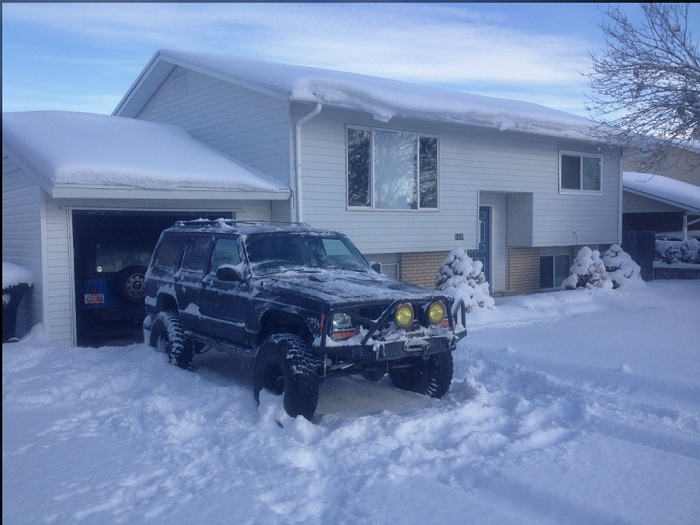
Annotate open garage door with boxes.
[73,210,233,346]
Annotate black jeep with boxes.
[143,219,467,420]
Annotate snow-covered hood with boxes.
[257,269,446,308]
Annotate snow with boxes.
[623,171,700,212]
[561,246,612,291]
[2,261,34,289]
[4,280,700,524]
[1,111,290,194]
[146,50,599,141]
[436,247,495,312]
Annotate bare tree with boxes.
[586,3,700,172]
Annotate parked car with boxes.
[81,239,151,323]
[143,219,467,419]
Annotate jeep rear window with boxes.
[181,236,213,272]
[153,236,183,269]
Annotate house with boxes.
[621,145,700,239]
[3,50,623,345]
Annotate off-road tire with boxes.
[253,334,320,420]
[388,352,453,399]
[150,311,193,370]
[116,265,147,305]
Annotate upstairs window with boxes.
[560,152,602,192]
[347,127,438,209]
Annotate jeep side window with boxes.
[154,235,183,269]
[211,237,241,270]
[181,236,213,272]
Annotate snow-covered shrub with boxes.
[600,244,645,289]
[561,247,613,291]
[655,238,700,264]
[679,238,700,264]
[435,248,495,313]
[655,240,681,264]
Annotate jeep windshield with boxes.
[244,232,370,276]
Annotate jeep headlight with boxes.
[332,312,356,340]
[428,301,446,325]
[395,303,414,329]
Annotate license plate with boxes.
[84,294,104,304]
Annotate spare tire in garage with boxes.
[116,265,147,304]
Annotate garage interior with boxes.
[72,210,233,347]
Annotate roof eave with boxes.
[623,186,700,214]
[50,185,291,201]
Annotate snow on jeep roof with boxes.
[168,218,318,235]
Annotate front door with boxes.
[468,206,491,284]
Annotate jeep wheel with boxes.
[388,352,454,399]
[150,311,193,370]
[116,265,147,305]
[253,334,319,420]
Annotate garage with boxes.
[3,111,291,345]
[72,210,234,346]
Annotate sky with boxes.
[2,3,699,118]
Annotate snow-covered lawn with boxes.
[3,281,699,524]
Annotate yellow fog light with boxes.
[395,303,414,328]
[428,301,446,325]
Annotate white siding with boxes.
[296,107,621,255]
[2,156,45,338]
[296,106,477,254]
[135,67,292,187]
[44,199,74,344]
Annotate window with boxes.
[154,235,183,269]
[560,152,602,192]
[347,127,438,209]
[540,251,571,289]
[211,237,241,270]
[181,236,212,272]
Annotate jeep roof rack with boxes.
[173,218,312,229]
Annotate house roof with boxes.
[115,49,601,142]
[1,110,290,200]
[623,171,700,213]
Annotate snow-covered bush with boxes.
[435,248,495,313]
[655,240,681,264]
[679,238,700,264]
[561,247,613,291]
[655,238,700,264]
[600,244,645,289]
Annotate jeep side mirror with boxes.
[216,265,245,282]
[370,261,383,274]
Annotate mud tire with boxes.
[253,334,319,420]
[150,311,193,370]
[388,352,453,399]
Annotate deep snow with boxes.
[3,281,700,524]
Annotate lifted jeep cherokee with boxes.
[143,219,467,420]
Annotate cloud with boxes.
[4,3,592,85]
[2,3,597,115]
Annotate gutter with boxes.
[294,102,323,223]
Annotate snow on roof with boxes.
[623,171,700,213]
[128,49,599,142]
[1,111,290,195]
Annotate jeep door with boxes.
[175,235,213,334]
[198,236,249,346]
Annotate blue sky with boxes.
[2,3,698,118]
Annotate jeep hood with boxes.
[258,269,446,307]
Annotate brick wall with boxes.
[507,247,540,294]
[399,251,449,288]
